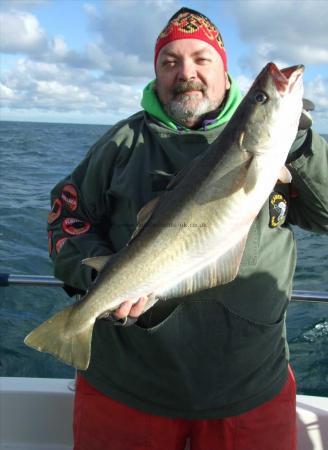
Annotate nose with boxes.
[177,59,197,82]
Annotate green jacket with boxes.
[48,99,328,418]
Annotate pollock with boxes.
[25,62,304,370]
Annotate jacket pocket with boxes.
[135,301,183,333]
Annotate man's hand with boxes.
[106,296,148,326]
[113,296,149,320]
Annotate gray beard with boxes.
[163,95,219,126]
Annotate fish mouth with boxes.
[268,62,304,94]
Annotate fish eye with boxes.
[252,90,268,104]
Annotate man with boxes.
[48,8,328,450]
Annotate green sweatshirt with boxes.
[48,85,328,418]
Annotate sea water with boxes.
[0,121,327,395]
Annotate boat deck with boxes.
[1,377,327,450]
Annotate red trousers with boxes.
[73,366,296,450]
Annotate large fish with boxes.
[25,62,304,370]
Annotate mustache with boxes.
[172,81,207,95]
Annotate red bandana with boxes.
[155,8,227,71]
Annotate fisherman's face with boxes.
[155,39,230,128]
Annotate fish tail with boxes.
[24,304,94,370]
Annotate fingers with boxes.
[112,300,133,319]
[112,296,148,320]
[129,296,148,317]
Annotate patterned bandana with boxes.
[154,8,227,71]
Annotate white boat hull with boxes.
[1,377,327,450]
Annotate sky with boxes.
[0,0,327,132]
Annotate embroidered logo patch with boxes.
[55,237,68,254]
[62,217,91,236]
[48,198,62,224]
[269,192,288,228]
[61,184,78,211]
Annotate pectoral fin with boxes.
[197,160,249,204]
[128,196,161,243]
[137,197,160,226]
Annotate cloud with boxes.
[33,80,106,110]
[0,2,152,120]
[304,75,328,130]
[82,0,178,78]
[0,1,178,122]
[227,0,328,71]
[0,57,142,117]
[0,82,19,100]
[233,74,252,95]
[306,76,328,110]
[1,1,327,131]
[0,10,48,54]
[224,0,328,132]
[1,2,171,80]
[84,0,177,61]
[51,35,69,58]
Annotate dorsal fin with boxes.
[82,255,112,272]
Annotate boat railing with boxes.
[0,273,327,303]
[0,273,64,287]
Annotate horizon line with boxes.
[1,119,327,135]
